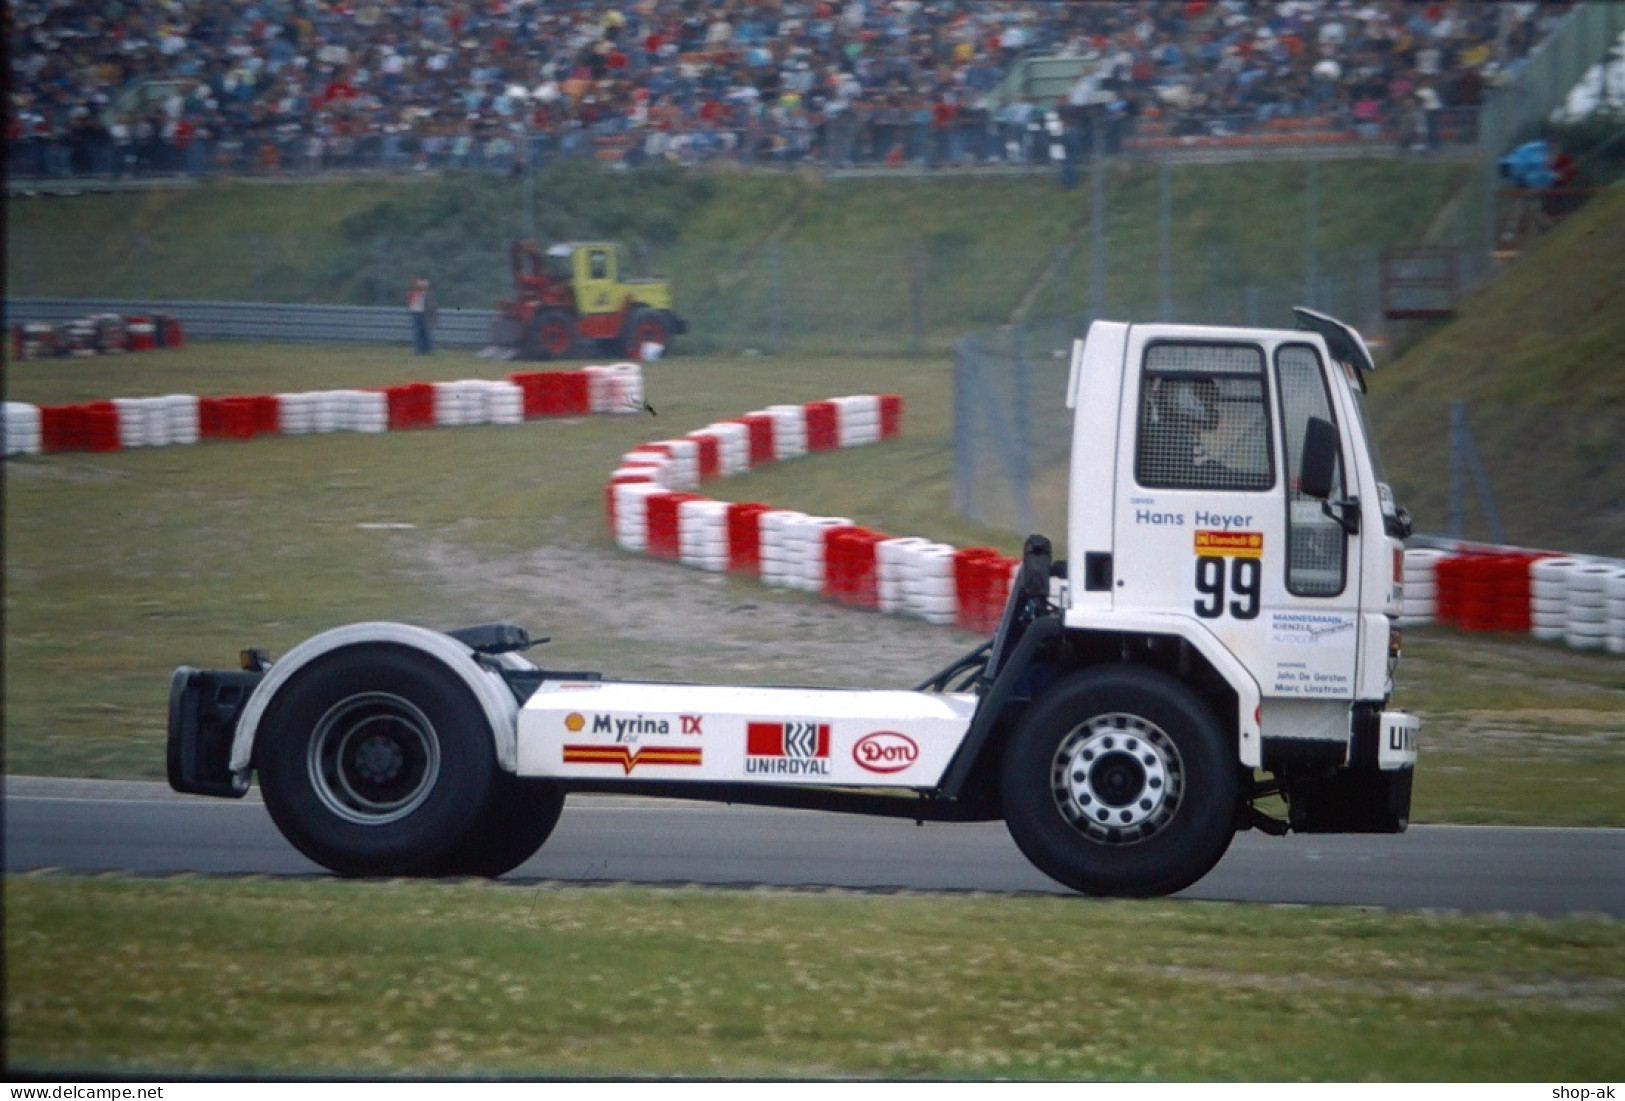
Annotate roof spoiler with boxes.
[1292,307,1376,386]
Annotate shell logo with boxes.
[565,713,586,733]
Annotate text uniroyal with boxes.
[744,756,830,775]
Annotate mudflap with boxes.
[167,667,262,798]
[1288,766,1414,833]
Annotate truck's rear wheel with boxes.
[621,308,670,357]
[427,775,565,878]
[1001,665,1238,897]
[256,645,501,877]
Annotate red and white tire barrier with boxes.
[605,394,1022,634]
[607,406,1623,644]
[3,363,644,458]
[1402,545,1625,657]
[11,315,185,360]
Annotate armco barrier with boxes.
[2,363,645,458]
[7,298,492,348]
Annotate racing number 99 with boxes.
[1194,556,1260,620]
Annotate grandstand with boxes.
[6,1,1588,179]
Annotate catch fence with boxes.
[954,326,1624,557]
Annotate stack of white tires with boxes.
[1608,567,1625,656]
[3,402,43,456]
[1529,556,1625,651]
[1399,548,1445,626]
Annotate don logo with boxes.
[853,732,918,774]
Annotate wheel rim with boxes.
[634,320,666,347]
[307,692,442,826]
[542,322,571,355]
[1050,712,1184,844]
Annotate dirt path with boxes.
[405,538,981,689]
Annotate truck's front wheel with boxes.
[256,645,502,877]
[1001,666,1238,897]
[522,310,574,360]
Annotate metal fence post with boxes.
[952,335,976,520]
[1159,160,1173,320]
[911,245,925,354]
[17,230,33,297]
[134,233,149,297]
[769,239,783,354]
[1091,121,1106,322]
[1449,401,1466,539]
[254,234,270,302]
[1013,325,1034,535]
[1304,160,1319,309]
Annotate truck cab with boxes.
[1057,308,1416,840]
[553,242,677,320]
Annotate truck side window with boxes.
[1135,342,1272,491]
[590,251,608,279]
[1277,344,1348,597]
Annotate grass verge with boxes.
[6,875,1622,1080]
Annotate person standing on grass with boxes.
[408,274,434,354]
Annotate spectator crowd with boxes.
[9,1,1576,178]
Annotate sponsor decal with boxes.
[853,731,919,774]
[1388,723,1417,754]
[1269,611,1356,645]
[1195,530,1263,558]
[1271,660,1351,696]
[745,721,831,776]
[562,744,702,774]
[1135,509,1184,526]
[576,713,703,741]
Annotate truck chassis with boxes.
[171,537,1415,898]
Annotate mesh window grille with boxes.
[1135,343,1272,491]
[1277,344,1348,597]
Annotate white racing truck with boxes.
[168,308,1418,897]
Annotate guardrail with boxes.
[4,298,497,348]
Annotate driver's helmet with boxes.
[1156,376,1220,430]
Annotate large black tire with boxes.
[1001,665,1239,897]
[521,309,574,360]
[427,774,565,878]
[256,644,502,877]
[619,307,671,357]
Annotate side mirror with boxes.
[1019,534,1053,601]
[1299,417,1340,501]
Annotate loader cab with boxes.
[540,244,575,283]
[564,242,623,317]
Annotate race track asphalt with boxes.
[6,776,1621,915]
